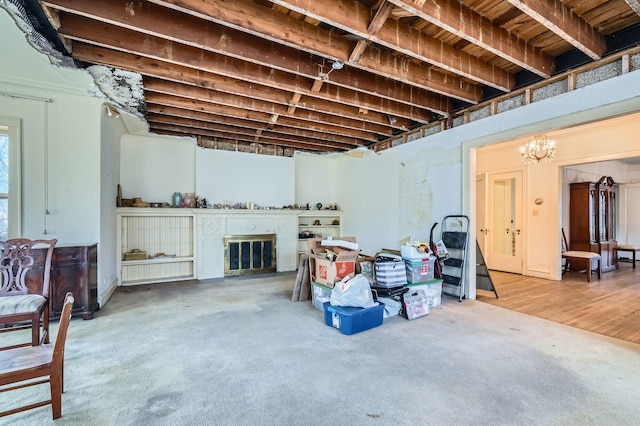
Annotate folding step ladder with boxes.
[440,215,470,302]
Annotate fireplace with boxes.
[224,234,276,276]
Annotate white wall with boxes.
[334,149,400,255]
[294,152,336,209]
[197,147,294,207]
[120,133,196,203]
[120,135,296,208]
[100,109,128,304]
[1,7,118,306]
[619,182,640,246]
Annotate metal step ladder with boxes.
[440,215,470,302]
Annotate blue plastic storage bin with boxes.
[323,302,385,335]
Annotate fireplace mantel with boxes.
[194,209,300,279]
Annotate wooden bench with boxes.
[562,251,602,282]
[617,245,639,269]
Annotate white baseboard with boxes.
[98,278,119,308]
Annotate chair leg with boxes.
[633,251,637,269]
[31,312,40,346]
[597,258,602,279]
[50,370,63,419]
[43,305,50,345]
[586,259,592,282]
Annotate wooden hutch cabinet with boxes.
[569,176,618,272]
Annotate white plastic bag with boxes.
[330,274,377,308]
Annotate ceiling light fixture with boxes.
[320,60,345,81]
[520,133,555,164]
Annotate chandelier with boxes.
[520,134,555,164]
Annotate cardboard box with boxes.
[307,237,358,288]
[323,301,385,335]
[311,250,358,287]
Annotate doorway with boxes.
[477,170,523,274]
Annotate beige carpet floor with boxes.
[2,272,639,425]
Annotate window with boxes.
[0,118,21,239]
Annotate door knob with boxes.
[515,229,521,235]
[506,228,510,233]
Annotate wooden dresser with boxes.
[32,244,99,319]
[49,244,99,319]
[569,177,618,272]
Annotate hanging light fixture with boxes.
[520,134,556,164]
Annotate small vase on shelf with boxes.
[172,192,183,207]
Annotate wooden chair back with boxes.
[0,238,57,297]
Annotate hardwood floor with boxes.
[476,260,640,345]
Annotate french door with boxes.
[484,171,523,274]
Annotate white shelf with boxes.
[121,256,195,266]
[117,209,196,286]
[297,211,343,258]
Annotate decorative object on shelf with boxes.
[520,133,556,164]
[151,253,176,258]
[313,219,321,226]
[332,219,340,225]
[197,198,208,208]
[316,202,322,210]
[116,184,123,207]
[182,192,196,208]
[172,192,183,207]
[124,249,147,261]
[131,197,150,208]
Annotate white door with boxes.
[487,171,523,274]
[476,173,488,258]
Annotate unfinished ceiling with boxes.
[27,0,640,154]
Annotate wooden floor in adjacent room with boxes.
[476,261,640,345]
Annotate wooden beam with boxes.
[386,0,555,77]
[255,0,515,90]
[54,19,457,119]
[508,0,607,60]
[146,103,366,145]
[150,124,345,152]
[142,75,407,132]
[147,114,359,150]
[143,77,393,135]
[145,93,381,140]
[71,43,440,122]
[134,0,481,101]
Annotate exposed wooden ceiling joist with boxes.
[33,0,640,155]
[385,0,555,77]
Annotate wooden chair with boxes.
[0,292,73,419]
[617,245,639,269]
[561,229,601,282]
[0,238,57,350]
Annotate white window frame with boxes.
[0,117,22,238]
